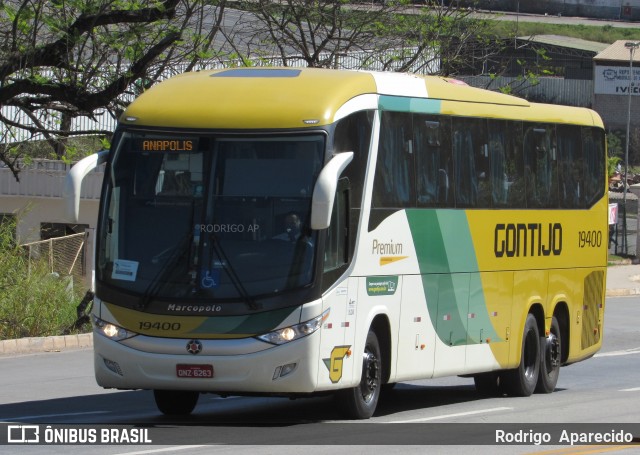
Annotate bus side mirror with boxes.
[311,152,353,230]
[63,150,109,222]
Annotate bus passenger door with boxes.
[317,182,357,390]
[318,278,358,390]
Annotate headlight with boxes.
[255,309,330,345]
[92,315,137,341]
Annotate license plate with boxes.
[176,364,214,378]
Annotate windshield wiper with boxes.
[138,232,193,310]
[138,200,197,310]
[208,236,262,311]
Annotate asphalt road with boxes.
[1,296,639,454]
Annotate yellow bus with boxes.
[66,67,607,419]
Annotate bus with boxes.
[65,67,607,419]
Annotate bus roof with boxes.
[120,67,603,130]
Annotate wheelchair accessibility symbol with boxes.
[201,270,220,288]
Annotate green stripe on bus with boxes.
[379,96,441,114]
[190,307,297,335]
[406,209,500,345]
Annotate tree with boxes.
[0,0,532,181]
[225,0,501,74]
[0,0,227,179]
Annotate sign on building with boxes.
[595,65,640,95]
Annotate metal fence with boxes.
[20,233,87,287]
[608,192,638,257]
[458,76,594,107]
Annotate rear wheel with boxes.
[503,313,540,397]
[153,390,199,416]
[336,330,382,419]
[535,316,561,393]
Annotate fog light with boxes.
[103,358,123,376]
[280,363,297,377]
[272,366,282,380]
[272,363,297,380]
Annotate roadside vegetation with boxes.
[492,21,640,43]
[0,218,84,340]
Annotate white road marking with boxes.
[384,406,513,424]
[594,347,640,357]
[619,387,640,392]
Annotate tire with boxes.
[473,371,503,397]
[153,390,199,416]
[535,315,561,394]
[336,330,382,419]
[503,313,540,397]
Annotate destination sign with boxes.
[134,138,195,152]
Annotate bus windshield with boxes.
[97,131,325,304]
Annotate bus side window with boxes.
[372,111,415,209]
[415,115,452,207]
[582,127,606,208]
[557,125,583,208]
[489,120,525,208]
[488,128,507,207]
[333,111,373,210]
[524,124,558,208]
[452,118,480,208]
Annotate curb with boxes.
[0,333,93,357]
[606,288,640,297]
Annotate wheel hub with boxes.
[361,351,379,402]
[546,333,560,368]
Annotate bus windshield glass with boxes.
[97,132,324,303]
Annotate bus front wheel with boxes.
[503,313,540,397]
[336,330,382,419]
[535,316,561,393]
[153,390,199,416]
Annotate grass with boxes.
[0,219,86,340]
[608,253,635,265]
[490,21,640,43]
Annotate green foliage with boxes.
[2,0,223,167]
[607,131,624,159]
[491,20,640,43]
[0,218,83,340]
[608,155,621,179]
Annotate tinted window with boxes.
[557,125,584,208]
[334,111,373,208]
[582,127,606,207]
[373,111,415,208]
[488,120,525,208]
[415,115,453,207]
[524,124,558,208]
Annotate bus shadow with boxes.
[375,382,483,416]
[375,382,568,418]
[0,383,568,426]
